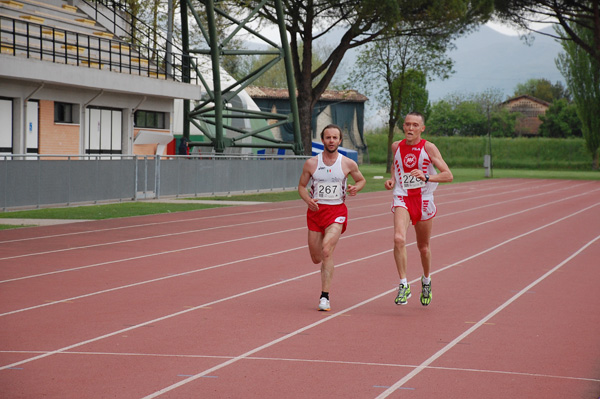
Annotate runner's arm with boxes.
[298,158,319,211]
[385,141,400,190]
[345,158,366,196]
[423,141,453,183]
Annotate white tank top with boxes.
[310,153,347,205]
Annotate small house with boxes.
[501,95,550,136]
[246,86,368,162]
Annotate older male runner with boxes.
[385,112,453,306]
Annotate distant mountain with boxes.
[244,24,565,126]
[425,25,564,101]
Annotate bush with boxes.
[364,134,594,170]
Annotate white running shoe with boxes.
[318,297,330,311]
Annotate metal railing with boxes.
[0,154,306,210]
[0,15,195,82]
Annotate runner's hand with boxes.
[306,198,319,212]
[347,184,359,196]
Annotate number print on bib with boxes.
[316,182,342,200]
[401,173,426,190]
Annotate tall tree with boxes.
[538,99,583,138]
[233,44,326,88]
[235,0,494,154]
[513,78,570,102]
[474,88,504,161]
[557,24,600,169]
[427,91,516,137]
[350,31,452,172]
[493,0,600,65]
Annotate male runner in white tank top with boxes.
[298,124,366,311]
[384,112,453,306]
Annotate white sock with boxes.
[400,278,408,286]
[422,276,431,284]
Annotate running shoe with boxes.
[420,276,432,306]
[394,283,411,305]
[318,297,330,311]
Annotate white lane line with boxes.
[0,249,390,372]
[0,203,303,245]
[0,180,588,265]
[4,182,592,282]
[0,226,306,283]
[0,214,303,262]
[2,350,598,383]
[137,204,600,399]
[0,179,558,246]
[1,201,597,380]
[1,189,597,317]
[375,234,600,398]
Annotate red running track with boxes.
[0,179,599,398]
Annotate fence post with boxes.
[67,156,71,206]
[155,155,160,199]
[134,156,139,200]
[484,155,491,178]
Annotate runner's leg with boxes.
[320,223,343,292]
[415,218,433,278]
[393,207,412,279]
[308,230,323,264]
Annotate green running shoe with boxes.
[394,283,411,305]
[420,276,432,306]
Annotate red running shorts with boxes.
[307,203,348,234]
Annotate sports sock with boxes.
[399,278,408,287]
[422,276,431,284]
[320,291,329,300]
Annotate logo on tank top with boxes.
[403,153,417,168]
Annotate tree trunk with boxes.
[386,120,396,174]
[297,94,314,156]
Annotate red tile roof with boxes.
[246,86,368,102]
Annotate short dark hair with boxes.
[320,124,343,140]
[406,111,425,124]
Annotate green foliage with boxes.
[492,1,600,66]
[538,99,582,138]
[427,89,516,137]
[513,78,570,102]
[232,44,327,88]
[364,134,594,170]
[489,108,518,137]
[427,100,487,136]
[556,24,600,169]
[234,49,288,88]
[398,70,430,119]
[350,31,453,111]
[240,0,495,154]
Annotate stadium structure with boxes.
[0,0,301,157]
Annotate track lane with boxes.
[1,179,598,399]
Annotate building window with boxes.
[134,110,165,129]
[0,98,12,153]
[85,107,122,154]
[55,102,75,123]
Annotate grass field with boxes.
[365,135,596,170]
[1,165,598,230]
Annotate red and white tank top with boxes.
[392,139,438,197]
[310,153,347,205]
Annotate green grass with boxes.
[365,135,597,170]
[0,202,225,221]
[1,165,597,230]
